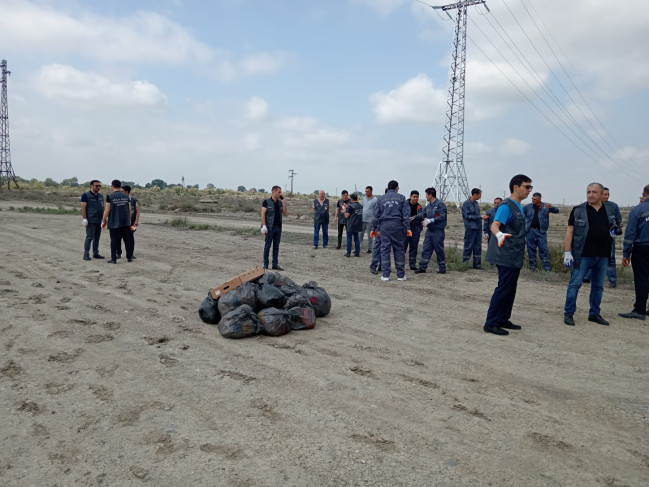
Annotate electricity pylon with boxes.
[430,1,486,205]
[1,59,18,189]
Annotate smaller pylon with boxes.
[1,59,18,189]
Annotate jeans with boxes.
[109,227,133,260]
[631,245,649,314]
[84,222,102,256]
[583,240,616,283]
[360,222,374,251]
[564,256,608,316]
[346,232,360,255]
[463,228,482,267]
[526,228,551,271]
[485,265,521,327]
[313,223,328,248]
[263,225,282,268]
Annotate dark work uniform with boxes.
[120,196,138,258]
[484,198,526,329]
[523,202,559,271]
[622,200,649,315]
[564,203,613,317]
[313,198,329,248]
[404,201,423,269]
[262,197,284,268]
[336,197,350,248]
[345,201,363,256]
[106,190,133,261]
[418,198,447,273]
[80,190,104,257]
[373,190,409,279]
[462,198,482,268]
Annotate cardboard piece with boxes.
[209,267,266,300]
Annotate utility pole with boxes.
[288,169,296,195]
[0,60,18,190]
[429,1,486,206]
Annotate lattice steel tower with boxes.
[431,1,485,205]
[1,60,18,189]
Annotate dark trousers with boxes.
[418,229,446,272]
[380,221,406,279]
[485,265,521,327]
[337,222,346,248]
[463,228,482,266]
[109,227,133,260]
[526,228,551,271]
[631,245,649,314]
[404,226,422,268]
[263,225,282,268]
[370,234,381,271]
[84,223,101,256]
[346,231,360,255]
[117,228,136,256]
[313,223,328,248]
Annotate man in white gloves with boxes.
[563,183,617,327]
[414,187,447,275]
[483,174,533,336]
[80,179,105,261]
[260,185,288,270]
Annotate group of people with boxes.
[259,178,649,336]
[80,179,140,263]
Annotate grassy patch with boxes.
[165,217,220,231]
[11,205,79,215]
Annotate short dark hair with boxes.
[341,190,348,195]
[271,185,281,192]
[471,188,481,196]
[112,179,121,189]
[644,184,649,196]
[425,187,437,197]
[603,187,609,191]
[90,179,100,186]
[410,190,419,196]
[532,192,542,198]
[123,185,131,193]
[494,197,503,202]
[509,174,531,193]
[365,186,373,191]
[387,180,398,190]
[350,193,358,201]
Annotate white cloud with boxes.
[214,51,290,82]
[352,0,409,16]
[244,133,262,151]
[370,74,445,124]
[34,64,167,109]
[500,138,530,155]
[275,116,350,149]
[245,96,269,121]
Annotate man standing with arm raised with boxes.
[261,186,288,270]
[483,175,533,336]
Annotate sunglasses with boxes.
[522,184,533,190]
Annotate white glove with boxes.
[261,225,268,235]
[422,218,431,226]
[82,219,88,227]
[496,231,512,247]
[564,251,574,268]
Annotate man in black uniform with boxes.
[619,184,649,320]
[80,180,105,260]
[333,190,350,249]
[261,185,288,270]
[121,185,140,259]
[101,180,133,264]
[343,193,364,257]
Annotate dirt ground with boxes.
[1,204,648,487]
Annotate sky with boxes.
[1,0,648,205]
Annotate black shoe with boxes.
[272,265,284,271]
[564,314,575,326]
[609,282,616,288]
[501,321,522,330]
[344,253,350,257]
[377,267,382,272]
[414,269,426,274]
[483,325,509,336]
[354,254,360,257]
[313,246,318,249]
[366,249,372,253]
[93,254,105,259]
[336,246,341,250]
[437,270,446,274]
[618,310,646,320]
[410,267,419,271]
[130,256,136,260]
[588,314,609,326]
[127,258,133,262]
[107,259,117,264]
[83,255,91,261]
[370,268,378,275]
[473,265,482,270]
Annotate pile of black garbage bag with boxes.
[198,271,331,339]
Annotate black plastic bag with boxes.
[257,307,291,336]
[283,293,310,309]
[217,281,258,315]
[300,282,331,317]
[256,283,286,309]
[198,293,221,324]
[257,271,277,287]
[286,306,316,330]
[217,304,262,339]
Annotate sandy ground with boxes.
[1,206,648,487]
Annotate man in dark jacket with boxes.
[80,180,105,260]
[404,190,423,271]
[312,190,329,249]
[483,175,533,336]
[483,197,502,244]
[343,193,363,257]
[415,187,447,274]
[333,190,350,250]
[101,179,133,264]
[261,185,288,270]
[374,180,410,281]
[462,188,483,269]
[523,192,559,271]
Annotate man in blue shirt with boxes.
[462,188,483,269]
[619,184,649,320]
[483,175,533,336]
